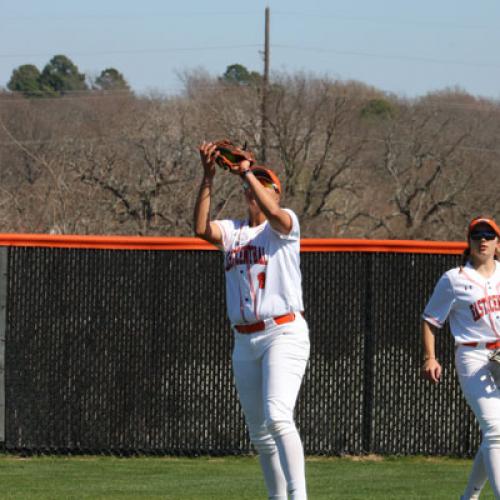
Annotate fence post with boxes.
[361,253,374,453]
[0,247,7,443]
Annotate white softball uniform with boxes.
[215,209,310,500]
[215,209,304,325]
[422,261,500,344]
[423,261,500,498]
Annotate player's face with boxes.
[469,223,499,260]
[243,187,258,210]
[243,179,280,206]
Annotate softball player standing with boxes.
[194,142,310,500]
[422,216,500,500]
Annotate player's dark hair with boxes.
[461,246,471,267]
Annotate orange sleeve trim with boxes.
[0,234,466,254]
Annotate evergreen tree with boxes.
[221,64,261,85]
[39,55,87,95]
[95,68,130,91]
[7,64,43,97]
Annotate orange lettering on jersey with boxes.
[257,272,266,289]
[470,294,500,321]
[225,245,268,271]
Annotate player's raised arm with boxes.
[239,164,292,235]
[193,142,223,246]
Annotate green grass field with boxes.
[0,454,495,499]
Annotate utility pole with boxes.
[261,6,270,162]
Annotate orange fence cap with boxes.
[0,234,466,254]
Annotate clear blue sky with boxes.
[1,0,499,99]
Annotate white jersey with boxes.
[423,260,500,343]
[215,209,304,325]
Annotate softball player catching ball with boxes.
[422,216,500,499]
[194,142,310,500]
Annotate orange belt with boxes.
[234,312,301,334]
[462,340,500,350]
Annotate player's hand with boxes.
[422,358,442,384]
[199,142,218,178]
[229,159,251,176]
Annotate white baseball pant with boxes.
[456,345,500,499]
[232,314,310,500]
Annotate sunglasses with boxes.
[470,230,497,241]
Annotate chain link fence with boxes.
[3,246,476,456]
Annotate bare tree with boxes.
[1,77,499,239]
[365,92,499,240]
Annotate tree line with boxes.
[1,57,499,240]
[7,55,130,97]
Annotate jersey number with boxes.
[257,272,266,289]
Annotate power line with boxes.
[0,44,261,59]
[3,10,495,30]
[272,10,496,31]
[1,43,496,71]
[273,45,500,69]
[2,11,262,21]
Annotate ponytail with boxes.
[461,246,471,268]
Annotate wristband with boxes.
[240,169,251,178]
